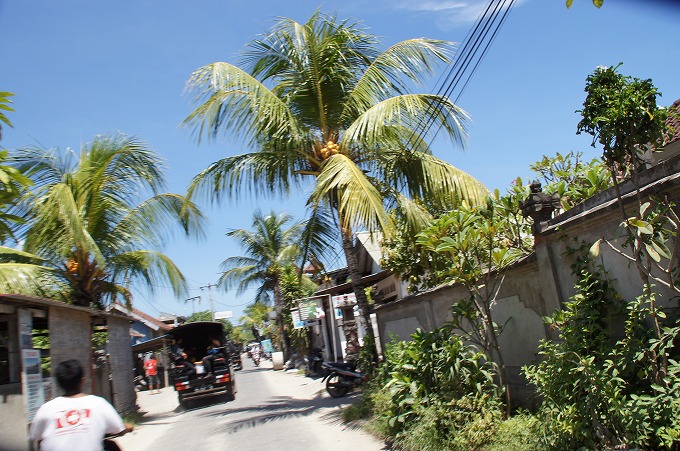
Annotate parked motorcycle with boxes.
[304,348,325,377]
[134,374,147,392]
[320,360,368,398]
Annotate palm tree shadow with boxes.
[199,390,374,436]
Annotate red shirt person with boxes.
[143,355,161,394]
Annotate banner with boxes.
[21,349,44,422]
[291,297,325,329]
[331,293,356,308]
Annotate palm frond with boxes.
[186,151,307,205]
[310,154,391,233]
[0,262,63,298]
[342,39,455,122]
[298,204,340,271]
[25,182,104,264]
[110,250,187,297]
[108,194,206,253]
[390,194,435,234]
[342,94,470,152]
[183,62,304,147]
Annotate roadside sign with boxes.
[214,311,233,319]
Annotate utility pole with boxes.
[200,283,217,321]
[184,295,201,314]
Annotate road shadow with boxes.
[200,389,370,432]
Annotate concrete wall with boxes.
[376,259,550,405]
[107,315,136,413]
[48,307,92,395]
[373,153,680,407]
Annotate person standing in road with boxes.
[29,359,133,450]
[143,354,161,394]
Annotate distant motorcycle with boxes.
[251,348,261,366]
[320,361,368,398]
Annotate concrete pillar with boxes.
[48,307,92,395]
[107,315,136,413]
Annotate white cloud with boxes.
[392,0,524,30]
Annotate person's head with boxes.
[55,359,84,395]
[212,339,220,346]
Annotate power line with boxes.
[408,0,517,150]
[200,283,218,321]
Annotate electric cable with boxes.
[406,0,517,151]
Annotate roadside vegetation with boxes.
[346,65,679,450]
[1,8,677,448]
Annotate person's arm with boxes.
[100,398,131,436]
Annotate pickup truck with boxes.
[168,321,237,407]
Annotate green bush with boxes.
[371,327,503,448]
[482,412,543,451]
[523,245,680,450]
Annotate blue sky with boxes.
[1,0,679,321]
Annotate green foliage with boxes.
[483,412,544,451]
[92,330,108,349]
[0,92,14,133]
[566,0,603,8]
[577,64,668,172]
[0,134,204,309]
[523,244,680,450]
[185,310,233,335]
[373,327,501,447]
[239,302,275,342]
[279,264,318,352]
[529,151,612,209]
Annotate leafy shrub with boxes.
[523,245,680,450]
[482,412,543,451]
[371,327,503,448]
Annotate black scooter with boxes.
[304,348,325,377]
[320,360,368,398]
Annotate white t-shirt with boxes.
[29,395,125,451]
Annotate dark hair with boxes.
[55,359,84,394]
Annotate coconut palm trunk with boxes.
[340,226,377,361]
[272,282,291,359]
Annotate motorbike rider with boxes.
[201,338,226,377]
[250,343,261,365]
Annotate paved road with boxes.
[115,355,387,451]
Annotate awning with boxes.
[131,335,170,354]
[313,270,393,296]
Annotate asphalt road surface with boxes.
[115,355,387,451]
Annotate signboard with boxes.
[214,311,233,320]
[331,293,356,308]
[21,349,44,422]
[260,339,274,353]
[18,308,33,349]
[291,309,304,329]
[291,297,325,329]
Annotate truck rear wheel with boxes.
[224,383,235,401]
[178,393,189,408]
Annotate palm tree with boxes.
[0,91,15,141]
[219,210,306,358]
[239,301,274,343]
[184,12,488,357]
[0,134,205,309]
